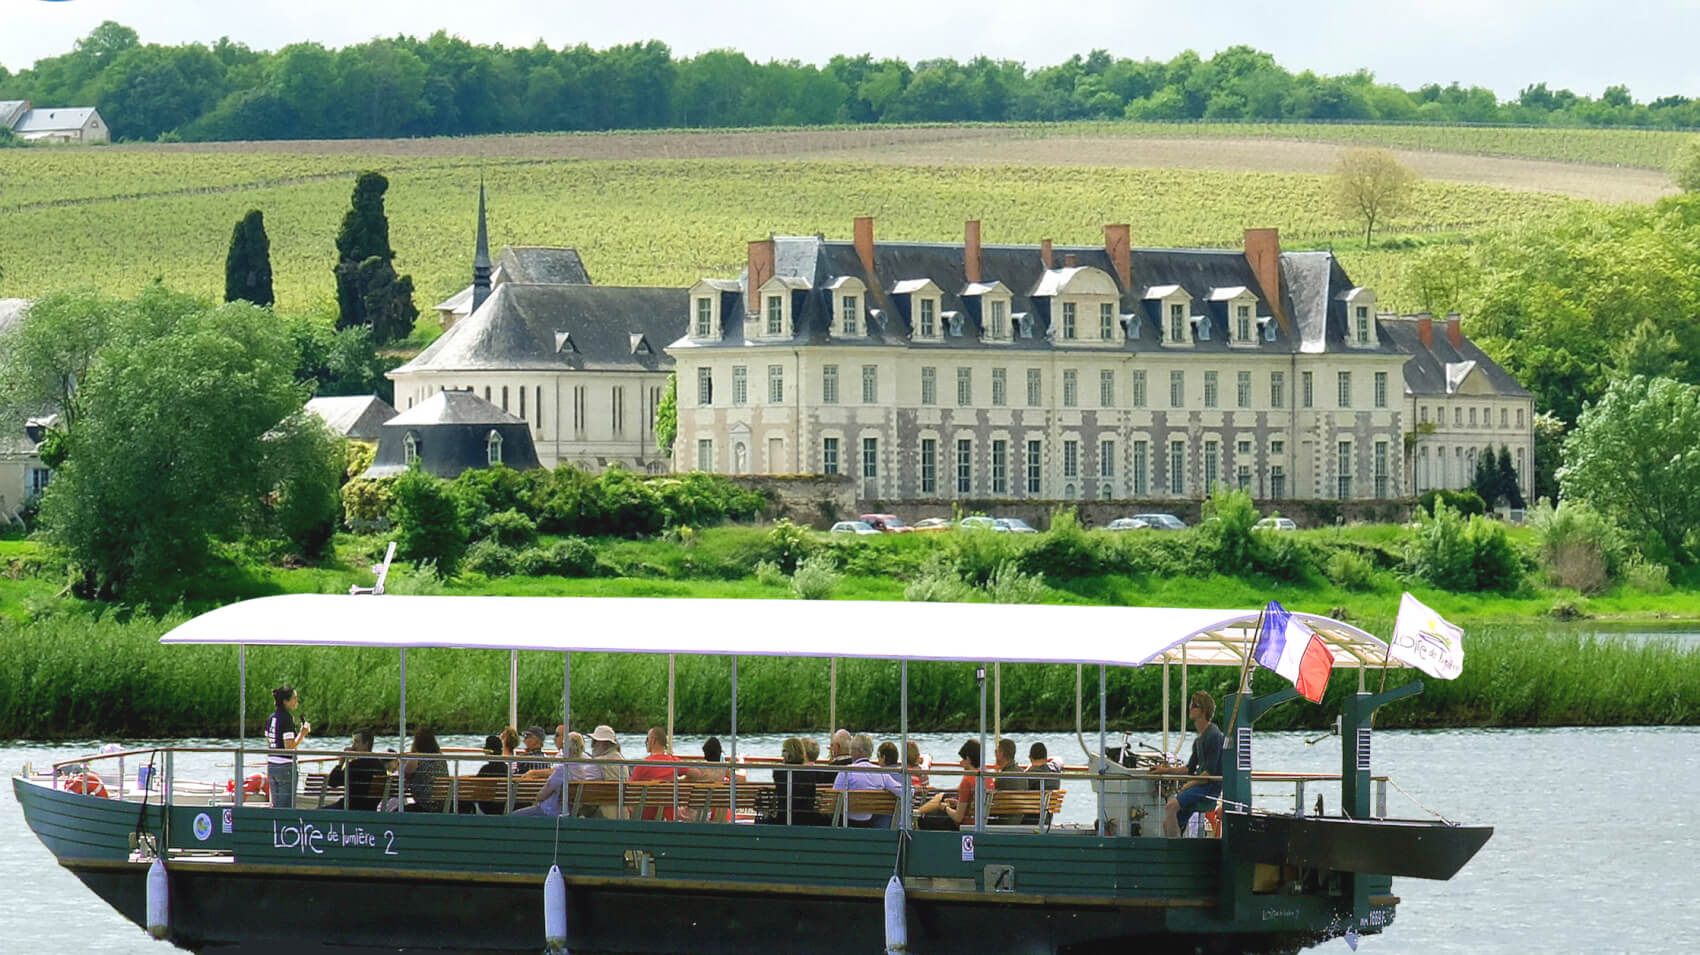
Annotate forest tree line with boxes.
[4,21,1700,143]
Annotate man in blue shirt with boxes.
[1154,691,1224,837]
[832,734,906,828]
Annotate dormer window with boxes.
[892,278,944,341]
[486,430,504,466]
[1209,287,1260,348]
[1355,307,1370,344]
[1099,303,1115,341]
[990,299,1009,340]
[765,295,784,336]
[1061,302,1077,340]
[919,298,936,337]
[841,294,858,335]
[828,276,866,338]
[694,297,714,337]
[1236,305,1252,342]
[1337,287,1378,347]
[1038,267,1118,347]
[403,431,420,466]
[1169,304,1186,343]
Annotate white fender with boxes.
[145,858,169,940]
[544,864,568,954]
[883,874,908,953]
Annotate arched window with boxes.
[486,430,504,466]
[403,431,420,466]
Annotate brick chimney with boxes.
[1417,314,1433,348]
[1104,223,1132,290]
[1243,228,1285,327]
[1445,313,1463,349]
[854,216,876,280]
[747,237,774,313]
[964,219,982,284]
[1040,238,1053,270]
[1063,252,1078,268]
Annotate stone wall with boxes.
[728,474,860,527]
[846,497,1415,531]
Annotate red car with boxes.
[859,514,913,533]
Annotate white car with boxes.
[958,516,1007,532]
[1129,513,1187,531]
[996,517,1039,534]
[1255,516,1298,531]
[1105,517,1149,531]
[829,520,880,535]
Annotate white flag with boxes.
[1391,592,1465,680]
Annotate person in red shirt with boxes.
[916,738,993,830]
[628,727,713,820]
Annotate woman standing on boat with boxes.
[265,686,309,809]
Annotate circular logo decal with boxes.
[193,813,213,841]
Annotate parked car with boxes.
[958,515,1007,532]
[859,514,912,533]
[1105,517,1150,531]
[911,517,953,532]
[829,520,879,535]
[1129,513,1187,531]
[996,517,1039,534]
[1255,516,1298,531]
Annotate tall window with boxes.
[1170,370,1184,408]
[766,295,784,336]
[992,368,1007,406]
[1374,371,1388,409]
[921,366,937,406]
[956,367,972,406]
[1455,407,1462,427]
[1063,440,1079,479]
[920,438,937,494]
[1338,371,1352,409]
[1337,441,1353,500]
[1061,302,1077,340]
[1271,371,1285,409]
[403,432,419,465]
[1100,370,1115,407]
[1517,448,1526,493]
[1302,371,1314,408]
[697,367,713,405]
[501,385,509,411]
[697,439,714,472]
[1132,440,1148,495]
[1237,464,1251,490]
[862,437,879,479]
[1236,304,1251,342]
[1203,371,1218,409]
[1169,440,1185,495]
[1026,440,1042,495]
[1374,440,1389,499]
[1271,465,1286,498]
[768,364,784,403]
[992,440,1008,494]
[1500,407,1508,429]
[1516,408,1524,428]
[1026,368,1042,407]
[573,386,586,435]
[841,295,858,335]
[990,300,1008,339]
[732,366,748,405]
[1132,370,1147,408]
[486,431,503,466]
[822,437,839,476]
[1355,306,1370,344]
[822,364,838,404]
[611,387,625,435]
[1063,370,1078,408]
[1203,440,1219,491]
[1237,371,1251,408]
[1100,302,1115,340]
[956,439,973,494]
[695,297,714,337]
[919,298,936,337]
[1099,439,1115,478]
[1168,304,1186,343]
[862,365,878,404]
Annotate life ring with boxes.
[225,774,271,797]
[63,771,109,798]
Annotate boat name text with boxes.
[271,819,398,856]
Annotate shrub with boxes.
[1017,509,1103,578]
[386,561,444,595]
[753,559,786,587]
[762,519,818,573]
[1325,550,1376,591]
[1528,499,1629,594]
[1200,487,1260,574]
[540,537,603,577]
[586,466,666,537]
[462,539,518,576]
[945,520,1024,585]
[390,469,470,576]
[341,475,395,526]
[1253,532,1314,582]
[454,466,544,524]
[790,554,841,600]
[984,562,1047,604]
[1419,489,1486,518]
[1405,501,1522,592]
[476,509,539,548]
[904,554,973,602]
[1622,554,1671,594]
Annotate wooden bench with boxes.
[429,774,547,813]
[300,773,340,808]
[985,788,1067,830]
[815,789,902,827]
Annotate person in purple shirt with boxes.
[832,733,906,829]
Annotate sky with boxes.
[4,0,1698,103]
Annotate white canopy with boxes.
[160,594,1402,670]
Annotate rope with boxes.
[1384,776,1457,826]
[891,828,912,876]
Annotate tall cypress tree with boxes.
[333,171,416,342]
[1471,446,1500,506]
[223,209,274,306]
[1495,444,1526,508]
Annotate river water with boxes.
[4,726,1697,953]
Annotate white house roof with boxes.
[1208,286,1250,301]
[159,594,1404,670]
[1142,284,1184,299]
[0,101,29,129]
[433,285,473,313]
[13,108,99,133]
[889,278,939,295]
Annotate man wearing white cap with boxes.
[586,725,628,819]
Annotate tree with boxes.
[1495,444,1526,509]
[1332,148,1418,248]
[1674,137,1700,193]
[37,296,314,599]
[1471,446,1500,506]
[0,290,126,430]
[654,373,677,456]
[391,469,470,576]
[1560,376,1700,562]
[1531,411,1565,504]
[224,209,275,306]
[333,171,417,344]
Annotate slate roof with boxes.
[395,283,683,374]
[387,389,526,427]
[0,101,29,130]
[672,236,1333,355]
[497,247,592,286]
[13,108,99,133]
[1381,317,1532,398]
[304,395,397,441]
[363,391,542,479]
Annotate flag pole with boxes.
[1376,593,1406,697]
[1224,604,1268,735]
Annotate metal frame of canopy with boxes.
[166,594,1405,832]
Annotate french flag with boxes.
[1253,600,1333,703]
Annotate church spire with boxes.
[471,178,492,313]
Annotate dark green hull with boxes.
[16,777,1396,954]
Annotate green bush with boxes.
[390,468,470,576]
[1017,509,1103,578]
[476,509,539,548]
[1419,489,1487,518]
[453,466,545,524]
[1528,499,1629,594]
[1325,550,1376,591]
[904,554,973,602]
[985,562,1047,604]
[790,554,841,600]
[462,539,518,576]
[1200,486,1260,573]
[945,521,1025,585]
[753,559,786,587]
[1253,532,1315,582]
[340,475,395,525]
[761,519,818,573]
[1623,554,1672,594]
[1405,502,1522,592]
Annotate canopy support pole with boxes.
[237,645,246,808]
[509,649,519,731]
[729,656,738,822]
[976,663,987,833]
[1074,664,1087,758]
[993,662,1001,744]
[829,658,838,736]
[563,652,571,735]
[1178,645,1190,757]
[666,654,676,755]
[899,660,910,832]
[1097,664,1107,836]
[398,648,408,807]
[1161,659,1170,755]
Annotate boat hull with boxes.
[1223,811,1493,881]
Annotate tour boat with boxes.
[13,594,1491,954]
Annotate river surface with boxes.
[4,727,1698,953]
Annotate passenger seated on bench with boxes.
[905,741,930,792]
[325,728,383,811]
[1017,742,1063,824]
[988,738,1023,823]
[763,737,828,826]
[1152,691,1224,837]
[471,734,510,815]
[877,741,900,769]
[916,739,992,830]
[515,725,571,817]
[832,734,905,829]
[515,726,549,774]
[629,727,714,821]
[399,727,448,813]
